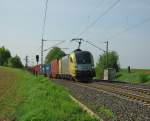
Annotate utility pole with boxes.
[25,56,28,68]
[105,41,109,68]
[85,40,105,53]
[41,0,49,70]
[41,39,65,66]
[41,38,44,66]
[41,39,47,71]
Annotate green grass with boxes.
[0,67,98,121]
[0,67,20,120]
[97,105,114,120]
[116,69,150,84]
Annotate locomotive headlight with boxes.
[91,65,95,69]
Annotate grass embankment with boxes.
[116,69,150,84]
[0,67,98,121]
[0,67,20,120]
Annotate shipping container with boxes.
[51,59,59,78]
[42,64,51,77]
[59,55,69,75]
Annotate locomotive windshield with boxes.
[76,52,92,64]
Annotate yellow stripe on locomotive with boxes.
[59,49,95,81]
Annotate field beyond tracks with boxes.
[0,67,98,121]
[116,69,150,84]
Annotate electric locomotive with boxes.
[59,49,95,81]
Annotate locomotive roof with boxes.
[74,50,91,54]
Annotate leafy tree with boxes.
[8,55,23,68]
[45,47,65,64]
[0,46,11,66]
[96,51,120,79]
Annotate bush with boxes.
[45,47,65,64]
[139,73,149,83]
[95,66,104,79]
[0,46,11,66]
[95,51,120,79]
[8,55,23,68]
[96,51,120,72]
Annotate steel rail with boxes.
[94,81,150,96]
[71,81,150,107]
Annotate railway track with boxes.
[54,79,150,121]
[71,80,150,107]
[94,81,150,96]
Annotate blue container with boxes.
[44,64,51,77]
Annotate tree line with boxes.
[0,46,23,68]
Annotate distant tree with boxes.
[0,46,11,66]
[96,51,120,79]
[45,47,65,64]
[8,55,23,68]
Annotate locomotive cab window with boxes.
[76,52,91,64]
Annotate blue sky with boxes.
[0,0,150,68]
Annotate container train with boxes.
[31,49,95,81]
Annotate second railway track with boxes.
[54,79,150,121]
[71,80,150,107]
[93,81,150,96]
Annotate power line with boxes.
[85,40,109,68]
[85,40,105,52]
[87,0,105,19]
[43,40,66,52]
[107,17,150,40]
[77,0,121,37]
[41,0,49,66]
[41,0,49,39]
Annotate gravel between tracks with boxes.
[53,79,150,121]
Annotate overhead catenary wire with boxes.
[41,0,49,66]
[107,17,150,40]
[86,0,105,20]
[43,40,66,52]
[85,40,106,52]
[41,0,49,39]
[77,0,121,37]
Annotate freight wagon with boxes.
[51,59,59,78]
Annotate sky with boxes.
[0,0,150,69]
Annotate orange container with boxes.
[51,59,59,78]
